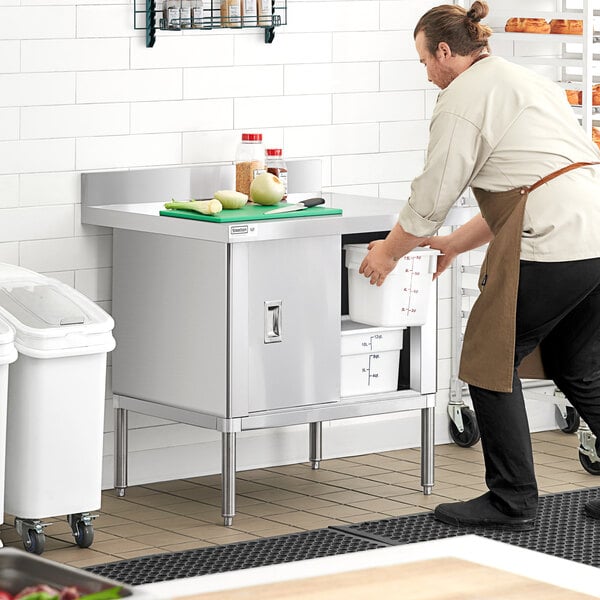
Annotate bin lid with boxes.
[343,244,440,270]
[0,277,115,358]
[0,317,17,365]
[341,317,404,335]
[0,284,88,329]
[0,262,46,284]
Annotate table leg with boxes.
[222,431,236,526]
[421,405,435,495]
[309,421,322,470]
[114,407,128,497]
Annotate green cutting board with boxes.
[159,202,342,223]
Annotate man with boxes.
[360,2,600,530]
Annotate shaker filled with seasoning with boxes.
[236,133,266,197]
[221,0,242,27]
[163,0,180,29]
[242,0,257,26]
[191,0,205,28]
[257,0,272,26]
[180,0,192,28]
[265,148,288,200]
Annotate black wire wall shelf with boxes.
[134,0,287,47]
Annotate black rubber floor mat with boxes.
[85,527,386,585]
[333,487,600,567]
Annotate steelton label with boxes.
[229,224,258,238]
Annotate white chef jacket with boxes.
[398,55,600,261]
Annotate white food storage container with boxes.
[344,244,439,327]
[340,319,404,397]
[0,264,115,527]
[0,317,16,535]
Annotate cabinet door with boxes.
[246,235,340,413]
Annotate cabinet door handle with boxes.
[264,300,282,343]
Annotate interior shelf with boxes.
[493,30,599,42]
[489,9,599,19]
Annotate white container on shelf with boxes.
[0,264,115,520]
[344,244,439,327]
[340,318,404,398]
[0,317,16,534]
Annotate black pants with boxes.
[468,258,600,517]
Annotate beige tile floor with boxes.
[2,429,598,569]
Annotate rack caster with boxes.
[555,405,581,434]
[448,403,481,448]
[578,422,600,475]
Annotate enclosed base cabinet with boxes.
[112,230,341,416]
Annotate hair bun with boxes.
[467,1,489,23]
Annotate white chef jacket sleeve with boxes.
[398,110,489,237]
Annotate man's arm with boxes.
[424,213,493,279]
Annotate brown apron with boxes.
[459,161,600,393]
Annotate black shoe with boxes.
[585,499,600,519]
[434,492,536,531]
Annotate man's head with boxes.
[414,2,493,89]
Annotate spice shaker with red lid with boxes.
[235,133,266,197]
[265,148,288,201]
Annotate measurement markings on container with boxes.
[360,333,383,352]
[401,255,423,316]
[361,353,380,386]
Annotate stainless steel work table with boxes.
[81,164,465,526]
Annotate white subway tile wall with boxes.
[77,69,183,103]
[0,41,20,72]
[0,73,76,107]
[0,6,75,40]
[130,98,234,133]
[184,65,283,98]
[20,172,80,207]
[284,62,380,95]
[0,175,18,208]
[1,0,500,486]
[0,107,19,141]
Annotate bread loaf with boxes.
[505,17,551,33]
[593,127,600,149]
[566,89,582,106]
[550,19,583,34]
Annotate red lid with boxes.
[242,133,262,142]
[266,148,282,156]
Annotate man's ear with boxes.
[437,41,452,59]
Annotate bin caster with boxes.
[68,513,96,548]
[15,518,48,555]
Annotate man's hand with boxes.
[358,224,424,287]
[358,239,398,287]
[419,236,455,280]
[419,214,494,279]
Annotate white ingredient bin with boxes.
[0,317,16,540]
[0,264,115,555]
[341,318,404,397]
[344,244,439,327]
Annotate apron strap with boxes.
[528,161,600,194]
